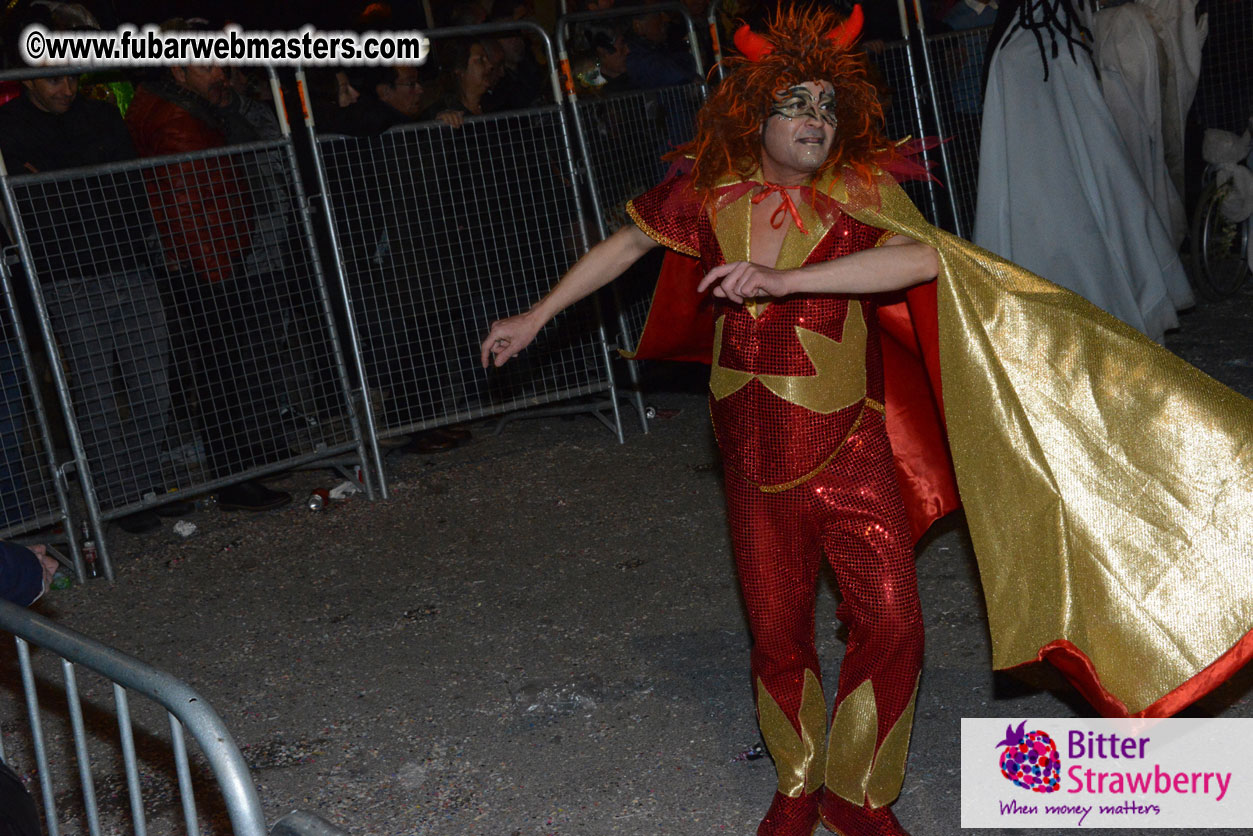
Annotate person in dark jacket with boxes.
[0,754,41,836]
[322,64,471,453]
[623,8,700,89]
[0,541,56,606]
[126,56,293,512]
[590,26,634,94]
[483,17,549,112]
[426,39,502,119]
[305,67,360,136]
[341,66,463,137]
[0,73,188,533]
[0,305,32,528]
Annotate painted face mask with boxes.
[770,84,838,129]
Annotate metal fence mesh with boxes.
[7,141,360,516]
[920,25,993,236]
[1192,0,1253,134]
[870,39,943,227]
[0,260,62,537]
[317,107,608,438]
[572,82,705,350]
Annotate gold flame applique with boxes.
[824,675,920,808]
[709,302,867,414]
[756,670,828,797]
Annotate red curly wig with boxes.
[672,4,890,200]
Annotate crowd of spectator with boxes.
[0,0,716,537]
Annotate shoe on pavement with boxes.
[154,498,195,516]
[758,790,821,836]
[433,425,472,444]
[398,430,457,454]
[142,487,194,517]
[117,510,162,534]
[819,794,909,836]
[217,480,292,512]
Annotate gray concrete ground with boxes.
[3,282,1252,836]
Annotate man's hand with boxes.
[699,239,937,298]
[477,225,658,369]
[697,261,792,304]
[31,545,57,594]
[434,110,465,128]
[480,311,542,368]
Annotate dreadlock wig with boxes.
[672,4,889,201]
[982,0,1097,87]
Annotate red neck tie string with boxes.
[751,182,809,235]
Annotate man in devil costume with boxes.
[481,5,1253,836]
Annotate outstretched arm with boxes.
[480,224,660,368]
[697,234,938,303]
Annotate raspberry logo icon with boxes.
[996,720,1061,793]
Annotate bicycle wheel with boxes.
[1189,179,1251,301]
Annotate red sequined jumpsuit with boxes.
[628,175,922,836]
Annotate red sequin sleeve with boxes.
[625,174,703,258]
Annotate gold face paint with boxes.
[770,84,838,128]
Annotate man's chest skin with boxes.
[749,195,790,271]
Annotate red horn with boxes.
[733,24,774,61]
[826,4,864,50]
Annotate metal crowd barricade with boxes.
[708,1,729,81]
[914,24,993,238]
[574,0,1247,247]
[1192,0,1253,135]
[870,37,946,228]
[0,598,349,835]
[0,254,80,573]
[304,21,624,477]
[0,66,375,580]
[557,3,708,429]
[900,0,967,236]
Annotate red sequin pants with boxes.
[723,414,923,835]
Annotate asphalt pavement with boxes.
[3,281,1251,836]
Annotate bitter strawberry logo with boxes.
[996,720,1061,793]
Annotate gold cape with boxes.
[841,176,1253,717]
